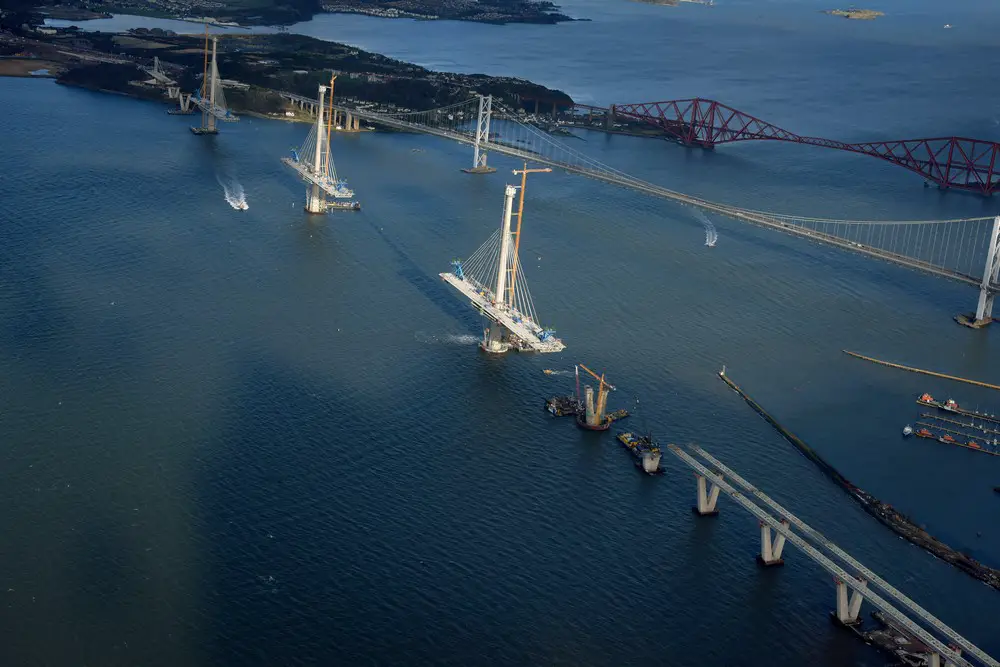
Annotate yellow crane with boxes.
[324,73,337,179]
[578,363,616,426]
[506,162,552,309]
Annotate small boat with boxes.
[542,369,557,375]
[236,200,248,211]
[944,23,952,28]
[902,425,913,437]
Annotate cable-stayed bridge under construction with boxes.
[277,91,1000,327]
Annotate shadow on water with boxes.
[365,218,480,326]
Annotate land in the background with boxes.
[0,0,574,26]
[824,8,884,20]
[0,19,575,118]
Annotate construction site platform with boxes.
[281,157,355,199]
[440,272,565,353]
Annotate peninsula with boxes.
[2,0,575,26]
[0,18,575,117]
[824,8,884,20]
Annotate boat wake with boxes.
[696,210,718,247]
[216,172,248,211]
[414,332,480,346]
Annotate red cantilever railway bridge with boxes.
[613,98,1000,196]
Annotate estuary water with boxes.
[12,0,1000,664]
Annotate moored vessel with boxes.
[616,431,663,474]
[917,393,1000,424]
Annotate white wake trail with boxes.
[216,172,248,211]
[696,210,718,247]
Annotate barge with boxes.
[917,393,1000,425]
[720,368,1000,591]
[616,432,663,475]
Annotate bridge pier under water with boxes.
[669,445,991,667]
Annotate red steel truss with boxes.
[614,98,1000,195]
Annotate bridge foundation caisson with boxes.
[756,520,788,567]
[960,215,1000,328]
[464,95,497,174]
[692,474,721,516]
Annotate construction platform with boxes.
[440,271,565,353]
[616,432,663,475]
[545,396,628,424]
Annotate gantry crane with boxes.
[577,363,617,429]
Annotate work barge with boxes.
[545,364,629,430]
[718,369,1000,592]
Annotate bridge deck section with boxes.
[440,272,565,353]
[690,445,998,667]
[668,445,973,667]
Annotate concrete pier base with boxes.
[304,184,325,214]
[832,579,866,627]
[479,325,510,354]
[756,521,787,567]
[955,313,993,329]
[692,474,721,516]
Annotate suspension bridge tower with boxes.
[280,78,359,213]
[440,164,564,353]
[462,95,497,174]
[966,215,1000,327]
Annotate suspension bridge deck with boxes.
[276,91,998,297]
[440,272,566,353]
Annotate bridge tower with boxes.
[463,95,497,174]
[280,80,358,212]
[439,176,565,354]
[304,84,329,213]
[973,215,1000,326]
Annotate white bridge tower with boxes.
[280,78,359,213]
[973,215,1000,326]
[440,167,564,354]
[463,95,497,174]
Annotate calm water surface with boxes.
[11,1,1000,664]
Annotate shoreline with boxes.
[60,2,580,28]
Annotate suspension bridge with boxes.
[278,92,1000,326]
[612,98,1000,196]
